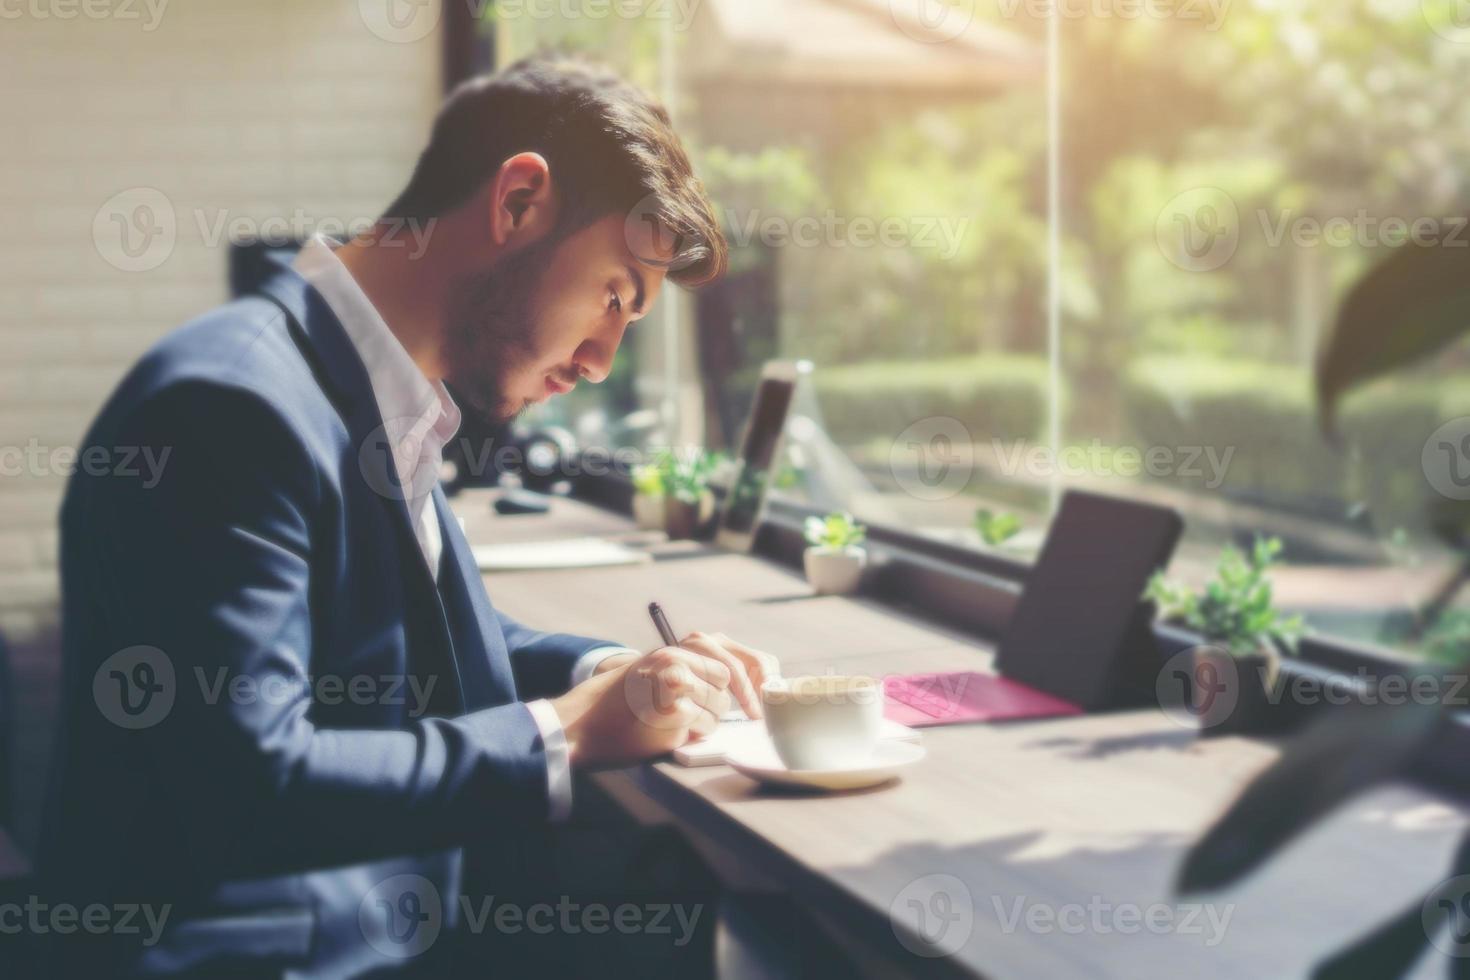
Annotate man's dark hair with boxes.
[385,57,727,288]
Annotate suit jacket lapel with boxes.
[433,488,516,708]
[256,263,467,714]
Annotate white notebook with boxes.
[473,537,651,572]
[673,717,921,767]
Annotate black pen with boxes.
[650,601,757,722]
[648,601,679,649]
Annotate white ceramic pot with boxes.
[632,493,665,530]
[803,546,867,596]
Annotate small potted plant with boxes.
[803,511,868,595]
[663,450,719,541]
[1146,536,1304,736]
[974,508,1023,549]
[630,460,667,531]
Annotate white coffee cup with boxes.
[761,675,884,771]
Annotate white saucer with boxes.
[726,740,926,791]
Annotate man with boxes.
[40,59,772,978]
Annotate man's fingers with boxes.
[654,654,730,725]
[684,672,731,724]
[648,659,696,713]
[623,642,757,745]
[640,647,729,714]
[679,633,762,719]
[711,632,781,690]
[661,645,732,687]
[701,684,732,719]
[655,689,724,742]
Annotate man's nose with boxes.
[573,344,612,384]
[573,321,629,384]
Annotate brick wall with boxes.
[0,0,444,852]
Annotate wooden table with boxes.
[460,491,1470,979]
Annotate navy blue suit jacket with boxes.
[40,261,612,977]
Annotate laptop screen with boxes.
[995,491,1183,710]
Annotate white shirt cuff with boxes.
[524,698,573,823]
[571,646,640,688]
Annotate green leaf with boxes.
[631,463,665,497]
[1317,232,1470,436]
[805,511,866,549]
[1149,537,1298,655]
[663,448,720,504]
[975,509,1023,547]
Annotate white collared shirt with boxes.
[294,236,458,578]
[293,235,627,820]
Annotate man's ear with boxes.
[487,152,556,247]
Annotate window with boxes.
[491,1,1470,661]
[1055,3,1470,661]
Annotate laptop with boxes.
[884,490,1183,726]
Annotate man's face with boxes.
[443,213,667,424]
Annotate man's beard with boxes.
[443,235,558,425]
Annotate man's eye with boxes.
[609,294,623,314]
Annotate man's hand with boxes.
[551,646,737,767]
[594,631,779,718]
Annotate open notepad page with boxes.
[673,716,920,768]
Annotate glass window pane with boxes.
[681,1,1052,555]
[1055,4,1470,659]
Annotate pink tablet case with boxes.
[883,671,1083,728]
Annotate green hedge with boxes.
[1122,356,1470,526]
[798,352,1460,530]
[814,354,1050,447]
